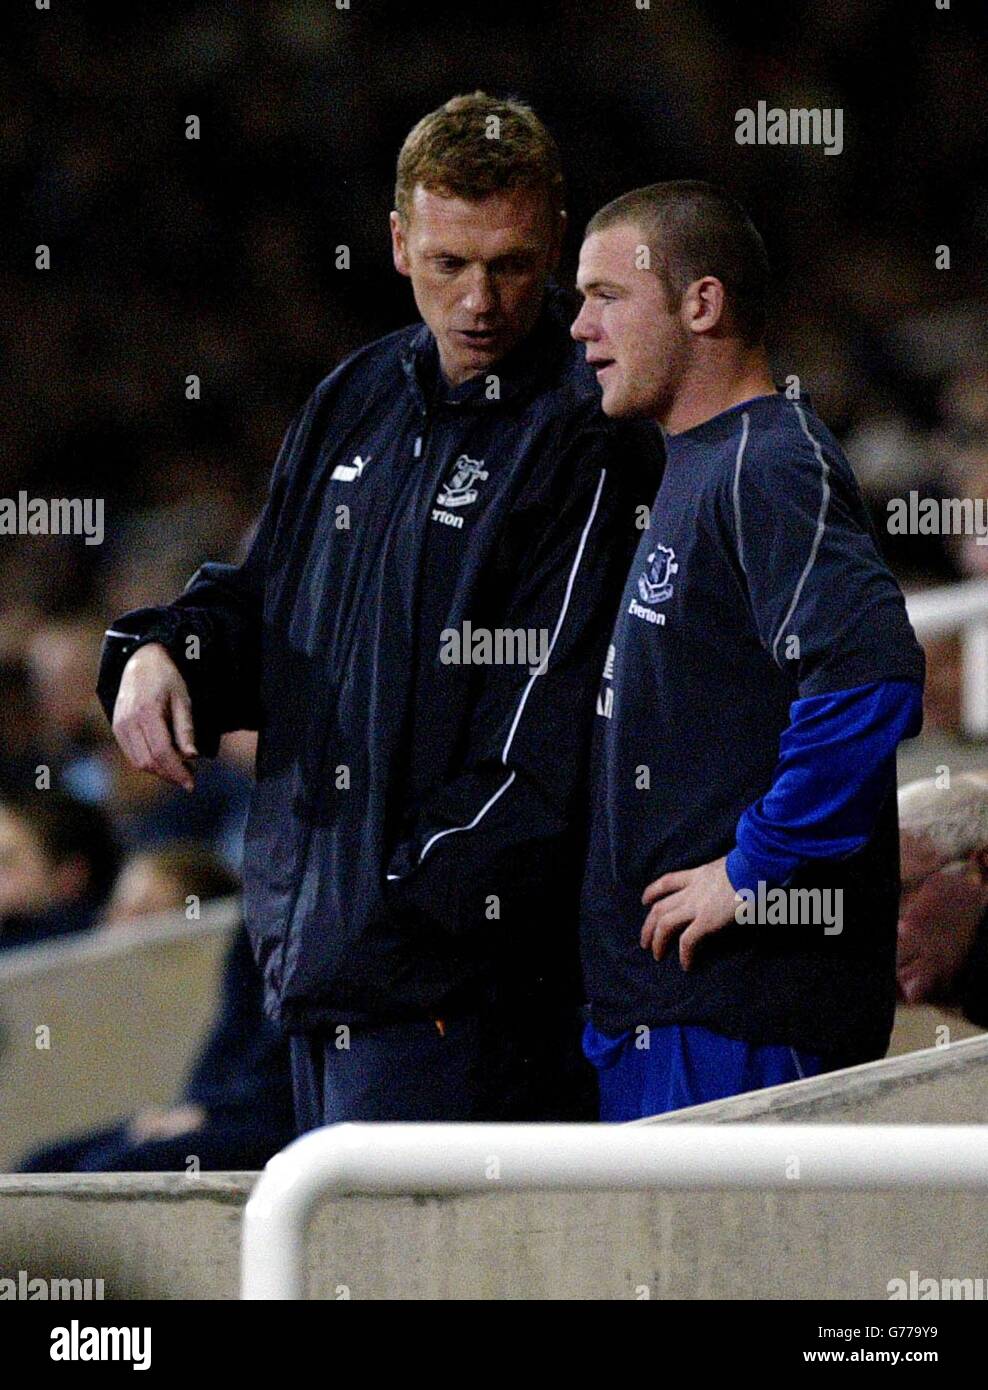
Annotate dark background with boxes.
[1,0,986,729]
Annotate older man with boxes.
[897,774,988,1024]
[98,94,659,1126]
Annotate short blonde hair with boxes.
[394,92,564,224]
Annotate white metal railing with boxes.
[240,1122,988,1299]
[906,578,988,738]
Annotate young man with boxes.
[572,181,925,1121]
[97,95,660,1127]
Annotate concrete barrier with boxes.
[887,1002,983,1056]
[2,1033,988,1299]
[0,926,970,1175]
[0,900,239,1170]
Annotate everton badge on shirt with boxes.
[637,545,678,604]
[436,455,489,508]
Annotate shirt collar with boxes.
[666,389,805,452]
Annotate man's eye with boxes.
[435,259,462,272]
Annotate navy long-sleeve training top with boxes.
[580,393,925,1062]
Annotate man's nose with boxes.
[462,267,496,316]
[570,302,595,342]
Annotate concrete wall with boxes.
[3,1035,988,1299]
[887,1002,983,1056]
[0,908,974,1175]
[0,903,238,1170]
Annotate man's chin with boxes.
[600,387,633,419]
[443,338,507,384]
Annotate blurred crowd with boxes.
[0,2,986,1161]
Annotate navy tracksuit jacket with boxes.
[98,289,662,1035]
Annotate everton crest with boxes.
[436,455,489,509]
[637,545,678,605]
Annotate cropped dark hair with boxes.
[2,789,120,906]
[586,180,771,345]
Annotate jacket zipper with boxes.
[414,401,430,462]
[278,400,434,998]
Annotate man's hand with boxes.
[127,1103,207,1144]
[640,856,739,970]
[112,643,198,792]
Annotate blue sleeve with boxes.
[725,680,923,893]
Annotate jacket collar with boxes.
[399,283,574,412]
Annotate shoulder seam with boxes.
[732,410,751,576]
[770,401,832,664]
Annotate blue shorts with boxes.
[583,1020,830,1122]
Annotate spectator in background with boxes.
[19,844,294,1173]
[69,736,251,874]
[0,789,119,952]
[897,774,988,1029]
[0,620,249,871]
[22,613,130,805]
[25,617,106,767]
[23,610,255,873]
[0,659,46,794]
[105,842,240,922]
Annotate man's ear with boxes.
[390,211,411,277]
[682,275,726,336]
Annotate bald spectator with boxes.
[897,774,988,1027]
[104,843,239,924]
